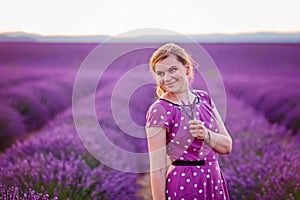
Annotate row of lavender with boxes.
[0,66,78,150]
[202,43,300,135]
[0,42,146,199]
[204,43,300,198]
[0,41,95,152]
[224,74,300,135]
[0,86,143,199]
[221,95,300,199]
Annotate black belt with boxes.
[172,160,205,166]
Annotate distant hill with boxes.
[0,31,299,43]
[0,31,109,43]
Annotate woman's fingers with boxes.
[189,120,207,139]
[189,124,200,130]
[189,129,199,134]
[190,127,205,135]
[189,120,205,126]
[189,121,205,130]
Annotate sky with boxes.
[0,0,299,36]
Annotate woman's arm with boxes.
[206,106,232,154]
[189,106,232,154]
[146,126,169,200]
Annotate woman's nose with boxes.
[164,73,171,82]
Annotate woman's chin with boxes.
[166,88,178,94]
[163,86,173,91]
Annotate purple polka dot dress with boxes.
[146,90,229,200]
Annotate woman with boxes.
[146,43,232,200]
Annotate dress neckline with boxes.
[158,90,200,106]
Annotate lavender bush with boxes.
[0,185,58,200]
[0,85,50,131]
[0,130,141,199]
[0,88,142,199]
[0,71,76,150]
[203,43,300,135]
[225,77,300,135]
[220,95,300,200]
[0,66,54,89]
[31,79,73,117]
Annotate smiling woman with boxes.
[146,43,232,200]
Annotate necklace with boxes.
[180,96,198,120]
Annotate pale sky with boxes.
[0,0,299,36]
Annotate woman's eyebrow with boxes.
[155,70,164,75]
[155,65,177,72]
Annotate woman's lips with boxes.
[165,81,176,86]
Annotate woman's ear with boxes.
[185,65,190,75]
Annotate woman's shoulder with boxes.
[146,97,177,126]
[192,89,210,98]
[192,89,215,108]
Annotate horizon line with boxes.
[1,30,300,44]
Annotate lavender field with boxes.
[0,42,300,199]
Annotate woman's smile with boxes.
[164,81,176,86]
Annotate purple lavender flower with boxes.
[0,185,58,200]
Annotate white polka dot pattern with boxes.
[146,90,228,199]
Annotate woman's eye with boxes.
[169,67,177,73]
[157,72,164,77]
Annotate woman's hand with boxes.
[188,120,209,140]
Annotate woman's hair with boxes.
[149,43,195,97]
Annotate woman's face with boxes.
[154,54,189,94]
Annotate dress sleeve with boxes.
[145,101,171,130]
[196,90,215,109]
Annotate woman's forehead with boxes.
[155,54,183,70]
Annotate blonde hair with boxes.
[150,43,195,97]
